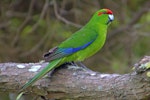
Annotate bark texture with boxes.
[0,56,150,100]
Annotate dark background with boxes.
[0,0,150,74]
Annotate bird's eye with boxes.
[103,11,107,14]
[98,11,108,16]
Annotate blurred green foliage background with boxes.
[0,0,150,74]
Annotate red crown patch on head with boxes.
[105,9,113,14]
[98,8,113,16]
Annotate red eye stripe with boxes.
[98,12,103,16]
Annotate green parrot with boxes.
[20,8,114,91]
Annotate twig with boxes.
[53,0,82,28]
[20,0,50,57]
[20,28,49,57]
[12,0,36,47]
[0,21,11,29]
[28,0,49,34]
[6,11,27,18]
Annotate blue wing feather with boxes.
[44,40,94,61]
[60,40,93,54]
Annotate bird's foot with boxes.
[76,61,92,71]
[63,61,78,66]
[66,61,92,71]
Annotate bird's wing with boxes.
[44,29,98,61]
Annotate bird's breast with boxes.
[76,33,106,61]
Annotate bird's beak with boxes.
[107,14,114,24]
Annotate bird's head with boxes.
[91,8,114,25]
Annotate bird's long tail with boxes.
[20,58,62,92]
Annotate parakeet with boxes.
[21,8,114,91]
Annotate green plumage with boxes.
[19,8,114,92]
[20,59,62,91]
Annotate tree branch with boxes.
[0,56,150,100]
